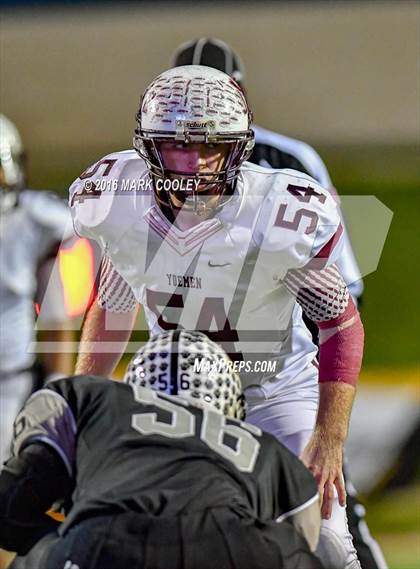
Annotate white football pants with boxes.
[245,364,361,569]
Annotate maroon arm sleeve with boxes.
[284,263,364,385]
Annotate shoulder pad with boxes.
[47,374,113,401]
[69,150,150,240]
[12,388,76,477]
[254,170,342,272]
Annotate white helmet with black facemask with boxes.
[133,65,254,217]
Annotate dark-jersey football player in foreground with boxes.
[0,331,322,569]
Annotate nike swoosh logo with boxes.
[208,261,231,268]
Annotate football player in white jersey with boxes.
[170,39,386,569]
[70,66,364,568]
[0,115,73,469]
[171,38,363,306]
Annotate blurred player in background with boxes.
[70,65,364,568]
[0,332,322,569]
[170,39,388,569]
[0,114,74,468]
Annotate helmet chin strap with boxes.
[149,163,236,218]
[169,178,236,218]
[183,195,209,216]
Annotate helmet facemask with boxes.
[134,131,253,216]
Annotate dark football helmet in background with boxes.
[171,37,246,86]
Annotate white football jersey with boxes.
[70,151,344,396]
[252,124,363,300]
[0,190,72,373]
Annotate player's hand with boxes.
[300,429,346,520]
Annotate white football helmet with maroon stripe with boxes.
[133,65,254,215]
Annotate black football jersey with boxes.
[11,376,317,533]
[249,142,312,177]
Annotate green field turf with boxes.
[326,145,419,369]
[343,188,419,367]
[322,144,419,566]
[365,483,420,569]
